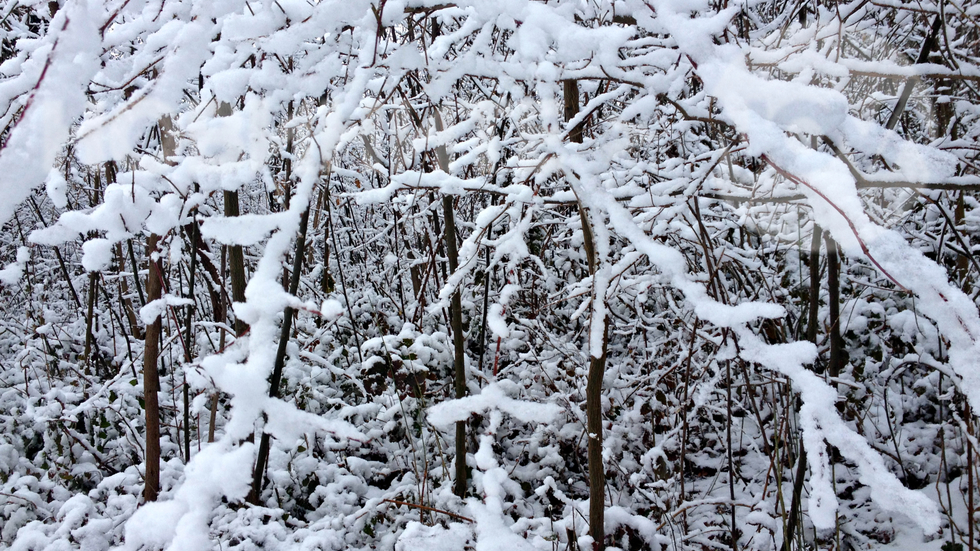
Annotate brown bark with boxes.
[586,320,608,551]
[443,194,468,499]
[564,79,583,144]
[83,270,98,374]
[579,196,607,551]
[565,78,607,551]
[182,211,199,462]
[209,246,228,444]
[783,226,823,551]
[248,206,311,504]
[143,115,177,501]
[825,233,843,381]
[223,201,247,336]
[143,233,162,502]
[213,102,248,337]
[432,110,469,498]
[807,226,821,347]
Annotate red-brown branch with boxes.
[761,154,909,293]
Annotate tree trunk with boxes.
[783,225,822,551]
[430,110,469,498]
[586,319,608,551]
[565,77,607,551]
[443,194,468,498]
[583,210,607,551]
[83,270,99,374]
[182,211,199,462]
[224,191,248,336]
[143,233,162,502]
[825,233,843,381]
[564,79,583,144]
[214,101,248,337]
[248,206,310,504]
[142,115,178,502]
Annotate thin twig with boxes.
[381,499,474,523]
[761,154,908,292]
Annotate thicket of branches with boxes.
[1,0,980,550]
